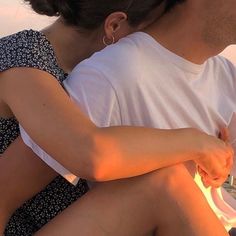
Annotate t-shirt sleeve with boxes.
[20,125,79,185]
[20,62,121,182]
[63,64,122,127]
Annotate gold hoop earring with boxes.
[102,35,115,46]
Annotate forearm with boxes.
[23,125,203,181]
[86,127,203,181]
[0,69,216,181]
[94,126,232,182]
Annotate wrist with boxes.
[183,128,207,161]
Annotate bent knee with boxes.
[145,164,193,196]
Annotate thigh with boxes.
[35,175,159,236]
[5,177,89,235]
[2,137,89,235]
[0,137,57,211]
[0,137,57,233]
[35,164,228,236]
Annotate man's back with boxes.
[65,31,236,230]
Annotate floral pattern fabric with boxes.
[0,30,89,235]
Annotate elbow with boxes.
[72,157,112,183]
[81,128,119,182]
[81,151,113,182]
[68,128,115,182]
[64,156,106,182]
[83,167,111,182]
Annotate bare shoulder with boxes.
[0,67,57,90]
[0,67,63,109]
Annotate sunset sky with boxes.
[1,0,236,64]
[0,0,54,36]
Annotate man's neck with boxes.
[144,5,227,65]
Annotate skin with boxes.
[200,0,236,50]
[35,164,229,236]
[0,2,233,235]
[0,9,232,182]
[29,0,236,234]
[0,138,57,231]
[144,0,236,186]
[145,0,236,64]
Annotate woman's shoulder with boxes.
[0,30,65,83]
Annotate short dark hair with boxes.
[24,0,166,29]
[165,0,185,12]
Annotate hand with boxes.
[194,128,234,187]
[197,163,232,188]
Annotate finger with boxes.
[203,179,221,188]
[198,166,220,188]
[196,160,219,179]
[219,127,230,142]
[203,177,225,188]
[202,176,210,188]
[197,165,207,178]
[205,167,221,180]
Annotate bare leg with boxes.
[0,137,57,234]
[35,164,228,236]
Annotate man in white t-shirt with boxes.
[21,0,236,233]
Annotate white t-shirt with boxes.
[21,32,236,230]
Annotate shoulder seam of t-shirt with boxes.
[70,64,123,124]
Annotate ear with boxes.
[103,12,128,41]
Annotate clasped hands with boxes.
[195,128,234,188]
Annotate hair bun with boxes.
[25,0,168,30]
[24,0,72,17]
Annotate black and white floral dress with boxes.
[0,30,89,235]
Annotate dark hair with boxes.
[24,0,166,29]
[165,0,185,12]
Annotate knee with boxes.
[145,164,192,197]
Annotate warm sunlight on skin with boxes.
[0,0,236,65]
